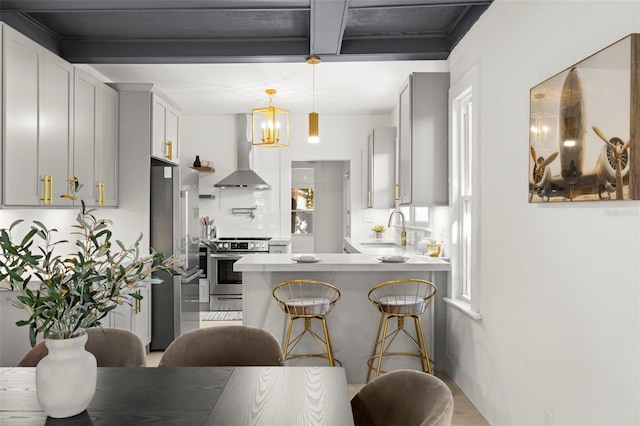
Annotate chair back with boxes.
[272,279,340,317]
[18,327,146,367]
[351,369,454,426]
[85,327,147,367]
[368,279,436,316]
[158,325,284,367]
[17,340,48,367]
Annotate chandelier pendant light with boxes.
[307,55,321,144]
[252,89,290,148]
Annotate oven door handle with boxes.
[181,268,203,283]
[210,254,243,260]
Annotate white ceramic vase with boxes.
[36,330,97,418]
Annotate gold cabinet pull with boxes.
[97,182,105,205]
[40,176,48,204]
[135,289,141,314]
[41,175,52,204]
[48,176,53,204]
[166,140,173,160]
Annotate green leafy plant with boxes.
[0,178,183,346]
[371,225,386,233]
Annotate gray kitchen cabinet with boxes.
[2,24,74,206]
[108,281,152,347]
[152,94,181,165]
[73,68,119,206]
[0,290,32,366]
[397,72,449,206]
[269,240,291,254]
[367,127,397,208]
[0,24,3,204]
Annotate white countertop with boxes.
[234,253,450,272]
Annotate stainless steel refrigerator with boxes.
[150,159,201,351]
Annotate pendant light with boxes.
[252,89,290,148]
[307,55,321,144]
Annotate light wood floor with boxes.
[147,317,489,426]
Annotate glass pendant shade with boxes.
[252,89,290,148]
[308,112,319,143]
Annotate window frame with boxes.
[445,64,482,320]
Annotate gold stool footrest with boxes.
[367,353,433,376]
[286,353,342,367]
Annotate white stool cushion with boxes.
[377,295,425,314]
[284,297,331,315]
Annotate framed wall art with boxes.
[529,34,640,202]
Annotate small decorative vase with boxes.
[36,330,97,418]
[193,155,202,167]
[375,232,383,239]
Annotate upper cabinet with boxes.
[73,68,119,206]
[367,127,396,208]
[2,24,119,207]
[2,24,74,206]
[152,94,180,165]
[397,72,449,206]
[112,84,181,169]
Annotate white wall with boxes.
[447,1,640,424]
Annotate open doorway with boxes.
[291,161,347,253]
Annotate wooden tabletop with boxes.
[0,366,354,425]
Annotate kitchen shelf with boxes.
[190,166,215,173]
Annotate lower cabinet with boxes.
[0,290,33,366]
[107,281,152,347]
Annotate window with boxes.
[459,95,473,301]
[445,64,481,320]
[390,206,429,228]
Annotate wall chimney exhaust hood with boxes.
[214,114,271,190]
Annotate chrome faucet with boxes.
[387,209,407,246]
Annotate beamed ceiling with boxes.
[0,0,493,64]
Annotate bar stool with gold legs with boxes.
[366,279,437,382]
[272,279,341,366]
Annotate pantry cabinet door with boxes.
[132,282,152,346]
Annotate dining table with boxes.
[0,366,355,425]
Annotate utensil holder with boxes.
[202,225,212,239]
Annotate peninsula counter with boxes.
[235,253,450,384]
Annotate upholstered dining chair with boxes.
[18,327,147,367]
[158,325,284,367]
[351,369,454,426]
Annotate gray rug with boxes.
[203,311,242,321]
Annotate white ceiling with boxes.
[83,60,449,115]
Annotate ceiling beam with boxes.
[310,0,348,56]
[0,0,310,12]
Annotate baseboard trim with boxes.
[445,354,506,424]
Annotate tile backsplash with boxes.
[200,189,280,238]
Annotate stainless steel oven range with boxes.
[207,237,271,311]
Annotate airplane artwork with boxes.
[528,35,634,203]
